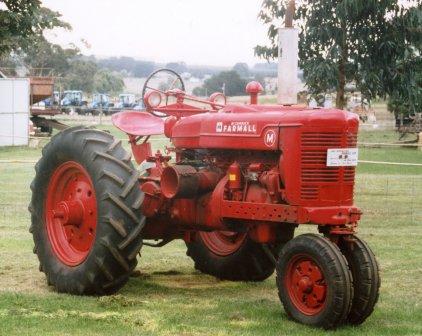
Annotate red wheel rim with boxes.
[45,161,97,266]
[199,231,246,256]
[285,254,327,315]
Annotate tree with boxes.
[62,60,98,93]
[61,60,125,94]
[22,38,79,76]
[97,56,155,77]
[255,0,421,112]
[254,73,266,87]
[198,71,247,96]
[93,69,124,94]
[192,86,207,97]
[0,0,70,58]
[132,61,155,77]
[232,63,250,78]
[165,62,188,74]
[252,62,278,77]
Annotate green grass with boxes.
[358,129,418,144]
[0,128,421,335]
[356,130,422,174]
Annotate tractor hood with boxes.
[170,104,359,151]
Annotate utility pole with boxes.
[277,0,299,105]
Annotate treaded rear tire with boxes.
[186,227,294,281]
[29,126,145,295]
[340,236,380,325]
[276,234,353,329]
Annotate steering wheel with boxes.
[142,68,185,117]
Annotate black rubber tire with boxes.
[339,236,380,325]
[186,227,294,281]
[29,126,145,295]
[276,234,353,329]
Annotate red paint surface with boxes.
[113,82,360,244]
[200,231,247,256]
[285,254,327,315]
[45,161,97,266]
[112,111,164,136]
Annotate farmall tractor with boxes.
[29,69,380,329]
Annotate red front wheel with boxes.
[276,234,353,329]
[284,254,327,316]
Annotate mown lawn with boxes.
[0,127,421,336]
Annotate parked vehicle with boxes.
[61,90,87,107]
[117,93,136,109]
[43,91,60,107]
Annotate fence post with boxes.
[411,177,415,224]
[386,176,389,219]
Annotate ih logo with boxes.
[216,122,223,133]
[264,129,277,147]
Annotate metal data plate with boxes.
[326,148,358,167]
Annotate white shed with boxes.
[0,78,30,146]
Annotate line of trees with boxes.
[192,62,276,97]
[193,71,248,96]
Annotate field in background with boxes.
[0,118,421,335]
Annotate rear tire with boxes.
[29,126,145,295]
[339,236,380,325]
[276,234,353,329]
[186,227,294,281]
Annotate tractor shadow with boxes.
[118,270,365,335]
[110,269,336,335]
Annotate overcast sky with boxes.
[42,0,271,67]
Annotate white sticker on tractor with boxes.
[264,129,277,147]
[215,121,257,134]
[326,148,358,167]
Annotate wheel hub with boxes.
[52,200,84,227]
[298,277,313,294]
[286,256,327,315]
[199,231,246,256]
[45,161,97,266]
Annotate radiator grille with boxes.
[344,166,355,182]
[300,132,357,201]
[302,132,343,147]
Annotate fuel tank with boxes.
[170,104,359,150]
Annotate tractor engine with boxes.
[141,150,283,241]
[138,106,360,244]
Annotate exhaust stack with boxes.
[277,1,299,105]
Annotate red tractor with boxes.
[29,69,379,329]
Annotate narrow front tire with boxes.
[276,234,353,329]
[340,236,380,325]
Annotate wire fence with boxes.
[0,161,420,228]
[355,175,422,225]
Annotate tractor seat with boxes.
[111,111,164,136]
